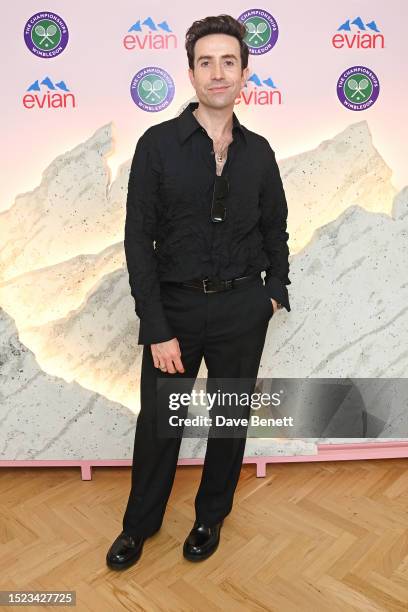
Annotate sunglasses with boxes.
[211,175,229,223]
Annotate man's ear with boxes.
[241,66,250,87]
[188,68,195,88]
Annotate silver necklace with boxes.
[215,144,228,162]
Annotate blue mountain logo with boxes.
[27,77,70,92]
[337,17,380,32]
[239,72,281,106]
[128,18,172,32]
[246,73,277,88]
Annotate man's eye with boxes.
[200,60,234,66]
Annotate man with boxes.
[106,14,291,570]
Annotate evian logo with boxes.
[123,17,177,50]
[236,73,282,106]
[23,77,75,109]
[332,16,384,49]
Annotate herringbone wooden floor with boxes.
[1,458,408,611]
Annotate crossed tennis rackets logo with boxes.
[237,9,279,55]
[337,66,380,110]
[33,23,58,47]
[24,12,69,58]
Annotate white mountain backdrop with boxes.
[1,119,406,459]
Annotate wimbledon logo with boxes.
[337,66,380,111]
[24,11,69,58]
[130,66,175,112]
[237,8,278,54]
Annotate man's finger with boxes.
[164,356,177,374]
[172,354,185,373]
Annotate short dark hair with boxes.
[185,14,249,71]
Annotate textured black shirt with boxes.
[124,101,291,345]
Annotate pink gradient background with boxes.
[1,0,406,215]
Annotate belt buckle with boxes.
[203,277,228,293]
[202,277,220,293]
[202,278,212,293]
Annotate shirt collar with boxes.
[177,101,246,145]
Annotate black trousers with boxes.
[122,273,273,537]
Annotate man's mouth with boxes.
[209,86,230,92]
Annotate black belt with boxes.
[163,273,261,294]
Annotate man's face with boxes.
[188,33,249,110]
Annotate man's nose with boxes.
[211,62,225,79]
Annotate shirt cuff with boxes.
[137,303,175,345]
[264,276,291,312]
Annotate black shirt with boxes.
[124,101,291,345]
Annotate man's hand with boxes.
[271,298,282,314]
[151,338,185,374]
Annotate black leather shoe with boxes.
[106,531,145,571]
[183,519,223,562]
